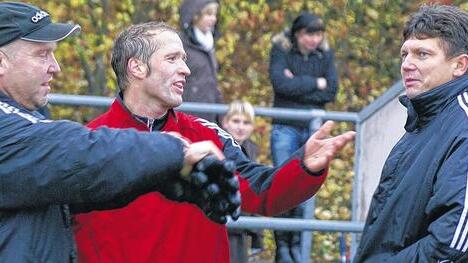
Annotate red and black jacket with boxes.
[74,98,328,263]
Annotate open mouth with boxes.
[173,81,185,94]
[41,78,53,87]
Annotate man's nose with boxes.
[180,61,191,76]
[401,56,416,71]
[210,14,217,22]
[48,53,61,73]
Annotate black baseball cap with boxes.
[0,2,80,47]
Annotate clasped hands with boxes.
[160,134,241,224]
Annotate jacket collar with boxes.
[0,91,22,108]
[399,75,468,132]
[0,91,47,119]
[111,93,177,131]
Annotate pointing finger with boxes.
[311,120,335,140]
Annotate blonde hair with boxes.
[225,100,255,123]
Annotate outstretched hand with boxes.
[304,121,355,173]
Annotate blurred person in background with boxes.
[268,11,339,263]
[179,0,223,124]
[223,100,264,262]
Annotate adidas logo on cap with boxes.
[31,10,49,23]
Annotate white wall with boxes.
[356,95,406,221]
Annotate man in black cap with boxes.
[269,11,339,262]
[0,2,239,262]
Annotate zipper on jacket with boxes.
[147,119,155,131]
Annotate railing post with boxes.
[301,117,323,263]
[351,120,362,260]
[301,197,315,263]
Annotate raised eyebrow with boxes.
[33,48,53,55]
[38,47,57,55]
[399,45,408,53]
[417,47,432,54]
[40,42,58,51]
[166,51,187,60]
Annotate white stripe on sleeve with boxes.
[450,171,468,251]
[457,93,468,117]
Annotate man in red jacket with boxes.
[73,22,355,263]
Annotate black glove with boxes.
[159,155,241,224]
[191,156,241,224]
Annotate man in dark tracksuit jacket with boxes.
[0,3,227,262]
[0,92,186,262]
[355,5,468,262]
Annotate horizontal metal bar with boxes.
[227,216,364,233]
[48,94,113,107]
[48,93,359,122]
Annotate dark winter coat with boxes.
[269,30,338,128]
[179,0,223,123]
[354,75,468,262]
[0,92,184,262]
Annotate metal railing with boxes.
[227,217,364,232]
[48,93,363,262]
[48,93,359,122]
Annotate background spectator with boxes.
[179,0,223,124]
[269,11,339,263]
[223,100,264,262]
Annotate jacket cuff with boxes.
[300,160,325,176]
[298,146,325,176]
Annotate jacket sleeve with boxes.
[196,119,328,216]
[0,109,184,211]
[237,148,328,216]
[386,136,468,262]
[269,44,319,100]
[303,50,339,105]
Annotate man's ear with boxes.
[453,54,468,77]
[127,57,148,79]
